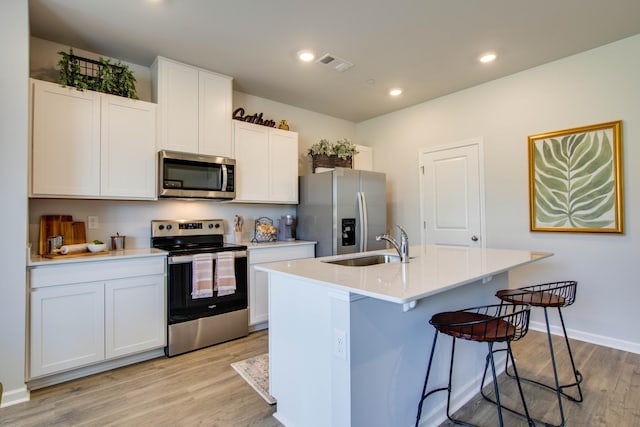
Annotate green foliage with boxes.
[57,48,138,99]
[533,130,615,228]
[308,138,358,159]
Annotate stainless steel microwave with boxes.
[158,150,236,200]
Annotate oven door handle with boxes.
[168,250,247,265]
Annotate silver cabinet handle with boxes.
[471,235,479,242]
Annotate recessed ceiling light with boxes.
[297,50,315,62]
[479,53,497,63]
[389,88,403,96]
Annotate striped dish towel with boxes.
[215,252,236,296]
[192,253,214,299]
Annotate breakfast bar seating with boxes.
[495,280,583,427]
[415,303,535,427]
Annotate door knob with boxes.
[471,235,479,242]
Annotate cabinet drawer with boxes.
[249,244,315,265]
[30,257,166,288]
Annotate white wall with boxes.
[0,0,29,406]
[357,35,640,352]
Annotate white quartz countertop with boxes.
[244,240,316,250]
[255,245,552,304]
[28,248,168,267]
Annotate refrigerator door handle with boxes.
[358,191,368,252]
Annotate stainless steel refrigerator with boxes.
[297,168,387,257]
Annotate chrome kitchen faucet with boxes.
[376,225,409,263]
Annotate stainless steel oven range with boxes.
[151,219,248,357]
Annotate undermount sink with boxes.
[323,254,401,267]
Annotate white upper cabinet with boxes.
[30,79,157,200]
[100,95,157,198]
[31,80,101,197]
[353,144,373,171]
[152,56,233,157]
[233,121,299,204]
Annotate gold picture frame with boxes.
[528,121,624,233]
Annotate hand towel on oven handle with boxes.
[192,253,214,299]
[214,251,236,296]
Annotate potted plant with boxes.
[57,48,139,99]
[308,138,358,170]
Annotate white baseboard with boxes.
[1,384,30,408]
[529,321,640,355]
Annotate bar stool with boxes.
[496,280,583,427]
[415,303,534,427]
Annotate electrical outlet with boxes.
[333,328,346,360]
[88,216,99,229]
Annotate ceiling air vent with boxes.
[315,53,354,72]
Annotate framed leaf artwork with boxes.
[528,121,624,233]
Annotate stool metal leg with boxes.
[415,334,474,427]
[555,306,584,402]
[480,344,535,427]
[416,331,441,426]
[502,307,583,427]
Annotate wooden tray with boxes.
[42,251,109,259]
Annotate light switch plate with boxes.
[333,328,346,360]
[88,216,99,229]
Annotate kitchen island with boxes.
[256,244,552,427]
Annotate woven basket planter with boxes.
[312,154,353,171]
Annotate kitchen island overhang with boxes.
[257,245,552,427]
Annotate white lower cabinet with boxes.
[105,275,165,359]
[248,243,315,327]
[29,256,166,379]
[30,282,105,377]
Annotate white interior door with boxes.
[419,139,485,247]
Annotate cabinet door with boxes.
[250,265,270,325]
[248,244,315,326]
[269,129,299,203]
[199,71,233,157]
[105,275,165,359]
[156,59,199,153]
[234,121,269,201]
[30,283,104,378]
[100,95,157,199]
[353,144,373,171]
[31,80,100,197]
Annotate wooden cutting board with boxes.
[62,221,87,245]
[38,215,72,254]
[38,215,86,254]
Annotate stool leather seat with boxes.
[431,312,516,342]
[496,288,566,307]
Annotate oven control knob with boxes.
[209,223,214,229]
[158,225,164,230]
[166,224,172,230]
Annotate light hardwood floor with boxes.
[1,330,638,426]
[438,330,640,426]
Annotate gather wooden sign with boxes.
[232,107,276,127]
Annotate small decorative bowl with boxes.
[87,243,107,253]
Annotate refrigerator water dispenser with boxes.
[341,218,356,246]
